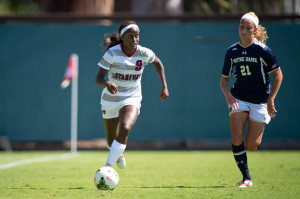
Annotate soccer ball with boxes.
[94,167,119,190]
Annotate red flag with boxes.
[61,54,78,89]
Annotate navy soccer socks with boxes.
[232,143,251,180]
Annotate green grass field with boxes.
[0,150,299,199]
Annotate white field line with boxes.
[0,153,78,170]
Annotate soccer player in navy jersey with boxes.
[220,12,283,188]
[95,20,169,170]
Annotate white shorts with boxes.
[101,101,141,119]
[229,99,271,124]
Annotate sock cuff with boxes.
[111,140,126,152]
[232,142,245,154]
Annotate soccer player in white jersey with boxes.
[95,20,169,170]
[220,12,283,188]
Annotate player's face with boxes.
[121,29,140,51]
[239,19,256,42]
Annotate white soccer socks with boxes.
[105,140,126,167]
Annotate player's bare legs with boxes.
[115,105,138,169]
[230,112,248,146]
[116,105,139,145]
[245,119,265,151]
[230,112,252,186]
[104,105,138,168]
[104,117,119,148]
[103,105,138,147]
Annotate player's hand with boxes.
[226,94,239,110]
[267,98,277,118]
[160,87,169,102]
[105,82,118,94]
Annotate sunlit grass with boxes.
[0,150,299,199]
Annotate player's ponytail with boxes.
[102,33,121,51]
[245,12,269,43]
[254,24,268,43]
[102,20,138,51]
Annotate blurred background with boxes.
[0,0,300,15]
[1,0,300,151]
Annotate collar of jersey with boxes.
[239,40,254,48]
[121,43,137,58]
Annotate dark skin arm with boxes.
[95,56,169,101]
[95,58,169,145]
[95,68,118,94]
[152,56,169,101]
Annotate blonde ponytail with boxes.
[254,25,268,43]
[245,12,269,43]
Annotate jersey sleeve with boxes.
[146,48,156,63]
[98,50,113,70]
[262,47,280,74]
[222,50,233,77]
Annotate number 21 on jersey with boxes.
[240,65,251,76]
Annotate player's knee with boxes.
[232,136,244,146]
[118,124,131,137]
[246,141,261,151]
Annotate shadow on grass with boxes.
[67,187,85,190]
[139,185,227,189]
[10,185,227,190]
[10,187,85,190]
[11,187,39,190]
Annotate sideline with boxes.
[0,153,78,170]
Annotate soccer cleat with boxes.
[237,179,253,188]
[116,153,126,169]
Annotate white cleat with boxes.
[116,153,126,169]
[238,179,253,188]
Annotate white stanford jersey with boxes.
[98,44,155,106]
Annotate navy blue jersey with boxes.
[222,39,280,104]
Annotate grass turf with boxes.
[0,150,299,199]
